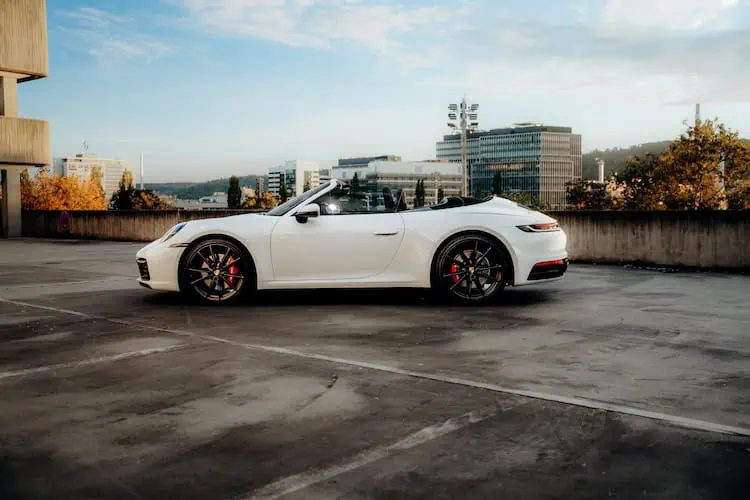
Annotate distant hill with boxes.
[147,175,263,199]
[582,138,750,180]
[143,182,195,195]
[582,141,670,180]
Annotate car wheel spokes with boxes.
[442,239,503,300]
[186,242,244,302]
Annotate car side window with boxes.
[318,186,397,215]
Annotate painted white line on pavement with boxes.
[2,297,750,438]
[239,404,501,500]
[0,277,134,291]
[0,298,91,317]
[0,344,188,380]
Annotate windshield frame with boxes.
[265,180,335,216]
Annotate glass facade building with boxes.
[436,125,582,209]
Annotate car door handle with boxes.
[374,231,399,236]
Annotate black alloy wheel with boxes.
[434,234,507,304]
[180,239,251,304]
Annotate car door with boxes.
[270,186,405,282]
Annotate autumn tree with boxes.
[616,120,750,210]
[659,120,750,210]
[241,192,277,210]
[120,168,135,191]
[110,169,168,210]
[227,176,241,209]
[617,153,667,210]
[90,166,105,199]
[566,179,622,210]
[20,168,106,210]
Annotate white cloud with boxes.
[600,0,742,31]
[420,0,750,105]
[58,7,175,63]
[168,0,461,57]
[59,6,126,28]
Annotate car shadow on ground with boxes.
[140,287,556,309]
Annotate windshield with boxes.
[266,182,331,216]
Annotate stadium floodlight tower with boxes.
[448,97,479,196]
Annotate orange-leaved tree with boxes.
[20,168,106,210]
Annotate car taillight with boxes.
[517,222,560,233]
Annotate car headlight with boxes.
[517,222,560,233]
[162,222,188,242]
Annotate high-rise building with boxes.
[53,153,132,202]
[331,161,462,207]
[436,124,582,208]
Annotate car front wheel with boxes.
[433,234,508,305]
[179,238,252,305]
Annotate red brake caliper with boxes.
[227,257,238,287]
[450,263,461,283]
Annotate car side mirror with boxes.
[295,203,320,223]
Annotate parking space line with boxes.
[239,404,501,500]
[0,344,188,380]
[2,297,750,437]
[0,277,134,291]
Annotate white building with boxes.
[331,160,463,207]
[53,154,132,201]
[199,192,228,205]
[268,160,320,197]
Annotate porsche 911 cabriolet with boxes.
[136,180,568,305]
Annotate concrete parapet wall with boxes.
[21,210,750,270]
[22,210,263,242]
[548,211,749,270]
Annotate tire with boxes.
[178,238,254,305]
[432,234,508,305]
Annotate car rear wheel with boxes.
[179,239,252,305]
[433,234,508,305]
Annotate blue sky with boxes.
[20,0,750,182]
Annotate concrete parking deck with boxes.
[0,239,748,499]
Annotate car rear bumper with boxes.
[527,258,569,281]
[511,229,568,286]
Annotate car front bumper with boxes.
[135,240,184,292]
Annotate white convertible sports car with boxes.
[136,180,568,305]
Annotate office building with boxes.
[337,155,401,169]
[255,175,265,194]
[1,0,49,238]
[319,169,331,184]
[268,160,320,197]
[331,160,462,207]
[53,153,132,201]
[436,123,582,208]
